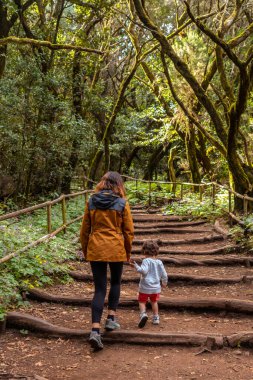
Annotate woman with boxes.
[80,171,134,350]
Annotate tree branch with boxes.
[133,0,227,147]
[0,36,104,54]
[184,1,243,69]
[160,51,226,157]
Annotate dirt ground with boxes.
[2,329,253,380]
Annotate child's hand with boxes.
[161,283,167,289]
[129,258,136,267]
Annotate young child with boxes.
[130,240,168,328]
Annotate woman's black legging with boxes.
[90,261,123,324]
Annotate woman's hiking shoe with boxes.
[88,331,103,351]
[152,315,160,325]
[138,313,148,328]
[105,319,120,331]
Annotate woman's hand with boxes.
[129,258,136,267]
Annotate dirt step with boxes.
[9,299,253,346]
[132,234,225,246]
[11,311,250,348]
[131,246,234,255]
[123,265,253,278]
[38,279,253,305]
[131,209,161,214]
[132,215,194,222]
[135,232,219,241]
[128,255,253,266]
[134,221,207,228]
[67,270,253,285]
[26,290,253,315]
[15,300,253,336]
[134,227,213,235]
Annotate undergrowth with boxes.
[0,195,86,320]
[125,181,230,220]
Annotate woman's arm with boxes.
[79,202,91,260]
[122,201,134,260]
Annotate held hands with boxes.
[129,258,136,267]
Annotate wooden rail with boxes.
[120,175,253,227]
[81,174,253,225]
[0,190,93,264]
[1,173,253,264]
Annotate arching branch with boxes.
[0,36,104,54]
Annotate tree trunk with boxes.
[0,2,10,78]
[196,130,212,175]
[124,147,141,173]
[185,123,201,189]
[61,51,83,193]
[143,144,168,180]
[168,146,177,193]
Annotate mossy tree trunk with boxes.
[185,123,201,189]
[61,51,84,194]
[143,144,169,180]
[133,0,253,210]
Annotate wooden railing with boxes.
[1,174,253,264]
[121,175,253,226]
[0,190,93,264]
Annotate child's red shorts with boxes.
[138,292,160,302]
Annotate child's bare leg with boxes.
[151,301,159,316]
[139,302,146,314]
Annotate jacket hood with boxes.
[92,190,120,210]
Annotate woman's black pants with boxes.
[90,261,123,324]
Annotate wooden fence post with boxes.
[228,190,232,227]
[47,203,52,234]
[212,183,216,206]
[148,181,151,207]
[199,185,203,202]
[243,196,248,216]
[61,196,67,233]
[84,191,88,205]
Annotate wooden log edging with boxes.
[214,220,230,237]
[227,332,253,348]
[5,311,253,348]
[134,227,213,235]
[67,270,253,285]
[131,246,234,255]
[27,290,253,315]
[132,216,193,222]
[132,234,225,246]
[134,221,207,228]
[130,255,253,267]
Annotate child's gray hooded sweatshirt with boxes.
[134,258,168,294]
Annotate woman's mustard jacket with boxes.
[80,190,134,262]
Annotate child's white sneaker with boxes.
[152,315,160,325]
[138,312,148,328]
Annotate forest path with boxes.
[1,206,253,380]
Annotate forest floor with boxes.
[2,207,253,380]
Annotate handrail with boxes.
[80,174,253,227]
[2,174,253,264]
[0,189,94,264]
[0,190,91,222]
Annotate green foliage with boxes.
[163,187,229,220]
[125,180,181,206]
[0,195,85,319]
